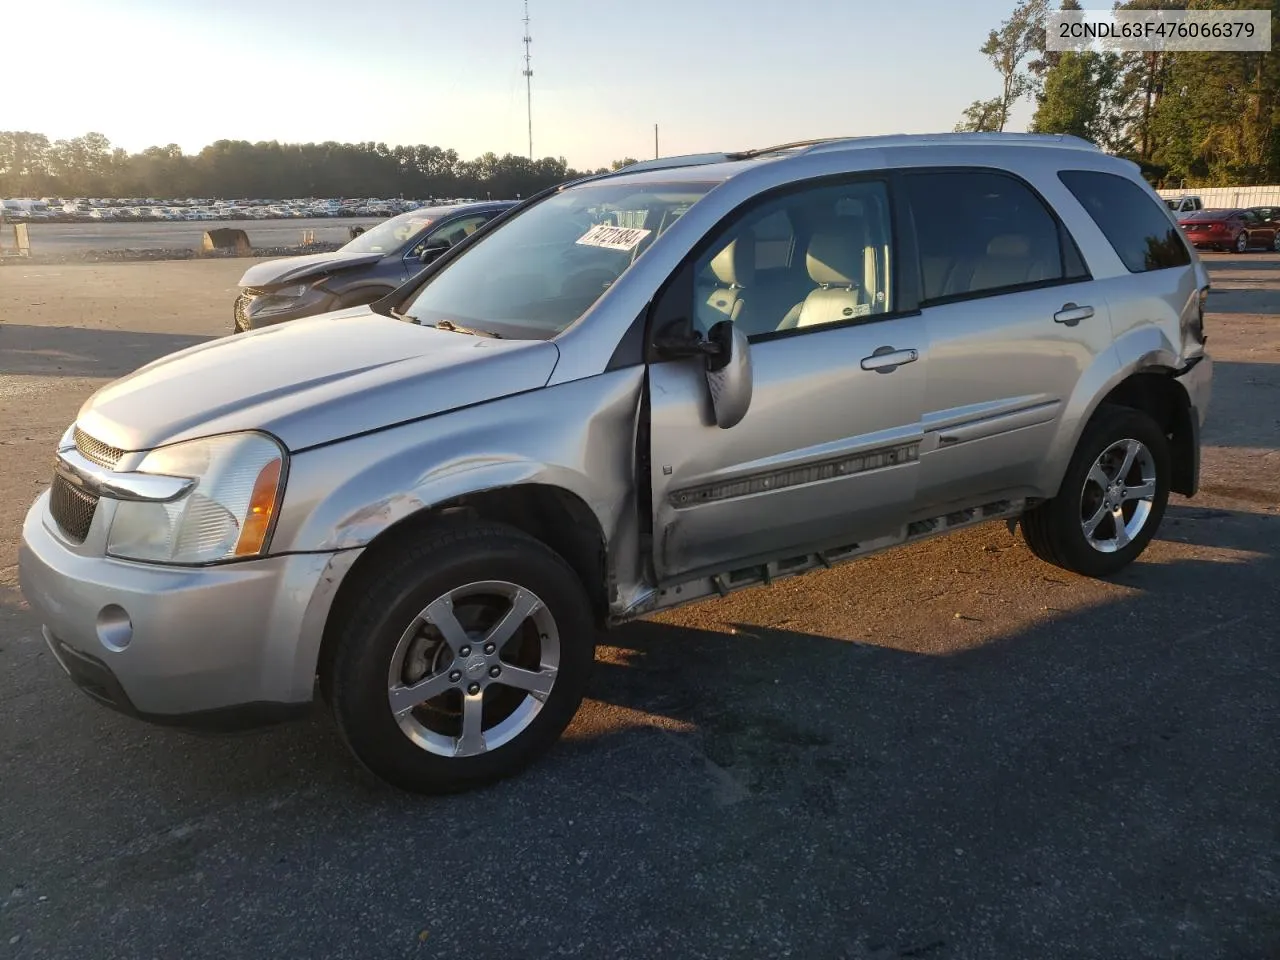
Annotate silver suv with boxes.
[19,133,1213,793]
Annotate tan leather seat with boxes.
[695,229,755,333]
[964,234,1055,292]
[777,225,872,330]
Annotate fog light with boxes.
[96,604,133,652]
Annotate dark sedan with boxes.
[232,200,515,332]
[1177,206,1280,253]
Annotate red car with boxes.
[1177,206,1280,252]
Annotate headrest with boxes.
[707,228,755,287]
[986,234,1030,258]
[807,229,863,287]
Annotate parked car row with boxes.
[1176,205,1280,252]
[19,133,1213,796]
[0,196,490,223]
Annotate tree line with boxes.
[960,0,1280,186]
[0,131,642,200]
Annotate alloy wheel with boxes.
[386,580,560,757]
[1079,438,1158,554]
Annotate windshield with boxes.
[341,210,436,254]
[400,179,719,338]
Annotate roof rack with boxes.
[796,132,1101,155]
[617,152,734,173]
[611,133,1101,180]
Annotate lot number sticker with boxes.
[576,224,652,251]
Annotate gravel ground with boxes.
[0,253,1277,960]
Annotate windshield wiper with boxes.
[430,319,502,338]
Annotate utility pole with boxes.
[654,124,659,159]
[522,0,533,161]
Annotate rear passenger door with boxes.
[901,169,1110,516]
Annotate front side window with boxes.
[401,180,718,338]
[689,180,894,340]
[904,170,1070,304]
[1058,169,1192,273]
[408,214,491,258]
[341,210,436,255]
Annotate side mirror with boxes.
[703,320,753,429]
[419,238,451,263]
[652,319,753,429]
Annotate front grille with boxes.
[73,426,123,469]
[50,473,99,543]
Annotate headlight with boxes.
[106,432,286,564]
[245,282,325,319]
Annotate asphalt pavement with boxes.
[0,253,1277,959]
[16,218,384,253]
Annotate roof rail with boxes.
[724,138,848,160]
[795,132,1101,156]
[618,152,734,173]
[610,133,1101,180]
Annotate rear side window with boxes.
[903,170,1075,304]
[1059,170,1191,273]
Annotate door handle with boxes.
[860,346,919,373]
[1054,303,1094,326]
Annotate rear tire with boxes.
[1019,405,1171,578]
[323,520,597,794]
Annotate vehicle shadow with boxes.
[3,511,1278,955]
[0,324,215,378]
[1204,284,1280,315]
[1201,360,1280,451]
[1201,254,1280,270]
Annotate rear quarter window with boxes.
[1058,170,1191,273]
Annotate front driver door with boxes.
[646,176,929,583]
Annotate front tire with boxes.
[1019,405,1171,578]
[1236,231,1249,253]
[324,521,597,794]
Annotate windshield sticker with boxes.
[576,224,652,251]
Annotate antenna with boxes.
[522,0,533,161]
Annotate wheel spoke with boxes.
[482,588,542,651]
[497,664,557,700]
[1083,501,1109,537]
[1087,463,1111,489]
[1116,440,1141,481]
[424,596,472,654]
[1123,480,1156,502]
[1111,506,1131,548]
[388,671,454,716]
[455,691,487,756]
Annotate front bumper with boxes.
[18,490,361,730]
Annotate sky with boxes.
[6,0,1037,171]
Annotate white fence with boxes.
[1157,185,1280,208]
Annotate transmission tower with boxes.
[522,0,533,161]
